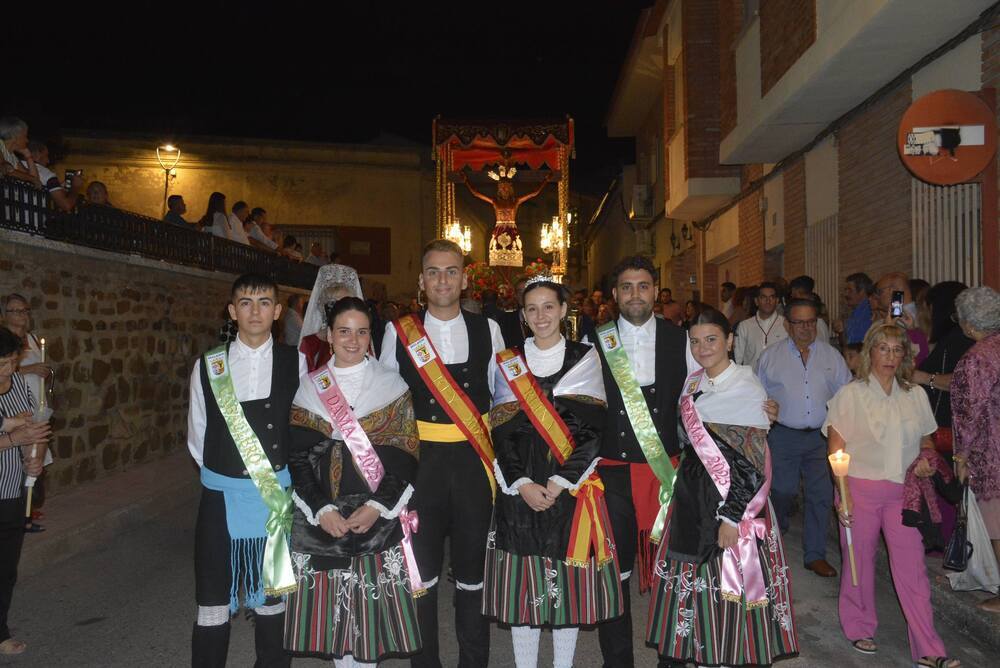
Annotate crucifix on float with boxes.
[460,152,553,267]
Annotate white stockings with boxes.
[511,626,579,668]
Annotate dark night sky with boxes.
[9,1,649,194]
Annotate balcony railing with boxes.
[0,177,318,290]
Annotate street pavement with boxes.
[2,495,997,667]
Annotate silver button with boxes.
[431,415,438,422]
[463,368,468,373]
[264,402,271,409]
[650,387,656,394]
[463,382,469,388]
[272,444,278,450]
[242,469,248,475]
[619,409,625,416]
[621,451,628,458]
[653,408,659,414]
[267,423,273,430]
[273,465,280,471]
[429,398,436,405]
[620,431,626,437]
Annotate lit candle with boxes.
[38,338,46,412]
[828,449,850,478]
[828,448,858,586]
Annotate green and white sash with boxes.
[204,344,296,596]
[595,321,677,543]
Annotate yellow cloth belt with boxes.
[417,414,492,443]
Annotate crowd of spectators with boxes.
[1,116,335,266]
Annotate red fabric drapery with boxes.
[433,118,574,171]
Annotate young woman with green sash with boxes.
[284,297,422,666]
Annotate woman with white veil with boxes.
[299,264,364,373]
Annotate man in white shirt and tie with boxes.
[379,239,505,668]
[734,282,788,367]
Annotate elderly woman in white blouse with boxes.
[823,322,958,668]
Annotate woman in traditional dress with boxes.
[298,264,365,373]
[484,275,623,668]
[646,307,798,666]
[284,297,422,666]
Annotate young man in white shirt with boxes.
[187,274,297,668]
[379,239,504,668]
[734,282,788,367]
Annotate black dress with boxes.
[482,339,623,627]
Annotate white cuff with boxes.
[493,459,533,496]
[316,504,338,521]
[292,491,337,526]
[716,514,739,527]
[548,456,601,492]
[364,484,414,519]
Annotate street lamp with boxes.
[156,144,181,215]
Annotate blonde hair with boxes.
[858,322,914,390]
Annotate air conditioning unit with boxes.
[631,185,653,219]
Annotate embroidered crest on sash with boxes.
[407,338,436,367]
[207,351,227,378]
[500,356,525,381]
[599,330,619,352]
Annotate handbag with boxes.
[943,482,973,572]
[946,486,1000,594]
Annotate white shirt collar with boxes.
[524,336,566,358]
[863,374,901,400]
[755,311,780,326]
[618,314,656,337]
[330,356,368,377]
[425,311,462,328]
[232,334,273,359]
[704,361,738,389]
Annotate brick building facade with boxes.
[592,0,999,314]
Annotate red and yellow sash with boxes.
[496,348,613,567]
[395,314,496,496]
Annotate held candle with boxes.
[38,338,46,412]
[828,449,850,478]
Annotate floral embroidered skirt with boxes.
[482,530,624,627]
[646,501,798,666]
[284,544,422,661]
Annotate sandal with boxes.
[917,658,961,668]
[0,638,26,655]
[851,638,876,654]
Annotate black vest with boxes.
[394,310,493,426]
[200,342,299,478]
[594,318,688,461]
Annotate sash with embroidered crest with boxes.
[307,364,426,597]
[495,348,613,567]
[203,344,296,597]
[594,321,678,544]
[394,314,496,495]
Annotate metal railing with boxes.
[0,178,319,290]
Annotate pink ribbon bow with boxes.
[721,516,769,604]
[399,508,425,595]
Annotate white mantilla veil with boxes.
[300,264,365,340]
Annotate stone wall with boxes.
[0,230,274,496]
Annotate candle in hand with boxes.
[38,337,47,412]
[829,449,850,477]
